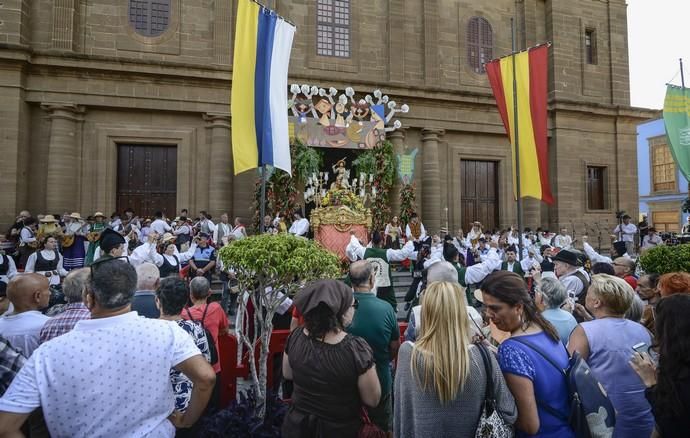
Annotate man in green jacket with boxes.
[500,246,524,277]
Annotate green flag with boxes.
[663,85,690,181]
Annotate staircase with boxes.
[392,269,414,321]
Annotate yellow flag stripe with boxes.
[231,0,260,175]
[499,52,542,200]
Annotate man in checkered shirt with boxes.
[39,268,90,344]
[0,335,25,396]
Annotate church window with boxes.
[129,0,171,37]
[317,0,350,58]
[651,137,676,192]
[467,17,492,74]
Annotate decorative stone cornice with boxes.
[203,112,231,128]
[41,103,85,121]
[421,128,445,141]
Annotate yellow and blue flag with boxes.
[231,0,296,175]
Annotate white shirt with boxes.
[19,227,36,244]
[0,310,50,357]
[642,234,663,249]
[553,234,573,249]
[0,312,201,437]
[346,235,415,263]
[0,254,17,284]
[230,225,247,241]
[614,223,637,242]
[420,245,502,284]
[583,242,612,264]
[289,218,310,236]
[150,219,172,235]
[559,268,587,298]
[213,223,230,243]
[24,250,68,286]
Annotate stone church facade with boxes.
[0,0,656,234]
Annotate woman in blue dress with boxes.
[479,271,575,438]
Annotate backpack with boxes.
[185,304,219,366]
[510,337,615,438]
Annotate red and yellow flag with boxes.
[485,45,553,204]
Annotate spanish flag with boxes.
[231,0,296,175]
[485,45,554,204]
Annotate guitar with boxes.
[62,234,75,248]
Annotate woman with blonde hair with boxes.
[568,274,654,438]
[394,281,516,437]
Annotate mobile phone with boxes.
[632,342,649,355]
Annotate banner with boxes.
[231,0,296,175]
[485,45,554,204]
[662,85,690,181]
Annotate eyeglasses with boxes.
[352,298,359,309]
[89,255,130,278]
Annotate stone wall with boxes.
[0,0,657,233]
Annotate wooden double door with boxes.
[117,144,177,218]
[460,159,499,232]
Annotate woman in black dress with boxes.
[282,279,381,437]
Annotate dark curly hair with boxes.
[480,270,560,342]
[303,302,344,340]
[654,294,690,418]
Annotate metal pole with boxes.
[259,165,267,233]
[511,18,524,261]
[681,58,686,88]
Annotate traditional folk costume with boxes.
[85,213,107,266]
[17,226,37,269]
[405,221,427,242]
[25,249,68,286]
[62,213,87,270]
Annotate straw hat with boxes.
[40,215,58,223]
[161,233,176,244]
[69,212,83,220]
[94,212,106,218]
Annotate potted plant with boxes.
[215,233,341,424]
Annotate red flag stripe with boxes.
[527,46,553,204]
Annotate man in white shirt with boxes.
[0,274,50,357]
[553,227,573,250]
[0,258,215,437]
[552,249,589,302]
[288,212,310,237]
[404,213,427,242]
[641,227,664,250]
[151,211,172,236]
[613,215,638,256]
[213,213,231,244]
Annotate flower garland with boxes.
[353,140,396,231]
[321,188,365,211]
[252,141,322,230]
[399,183,417,226]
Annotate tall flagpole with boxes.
[511,18,524,261]
[680,59,690,204]
[260,165,267,233]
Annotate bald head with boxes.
[427,261,460,284]
[7,273,50,312]
[349,260,374,289]
[136,263,160,291]
[613,257,635,276]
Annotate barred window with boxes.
[317,0,350,58]
[467,17,492,74]
[129,0,171,37]
[585,28,597,65]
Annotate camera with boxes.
[615,210,627,220]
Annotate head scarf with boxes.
[294,279,352,318]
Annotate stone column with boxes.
[388,129,405,218]
[421,128,444,234]
[42,103,84,214]
[203,113,233,217]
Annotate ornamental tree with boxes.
[218,233,341,418]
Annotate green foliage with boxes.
[293,141,323,185]
[218,233,341,295]
[252,142,322,229]
[399,183,417,226]
[639,244,690,275]
[353,140,396,230]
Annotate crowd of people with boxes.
[0,207,689,438]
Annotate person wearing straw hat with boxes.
[37,215,61,242]
[85,212,107,265]
[62,213,88,271]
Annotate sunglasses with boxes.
[89,255,130,278]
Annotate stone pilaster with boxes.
[421,128,444,234]
[41,103,84,213]
[203,113,232,217]
[388,129,405,218]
